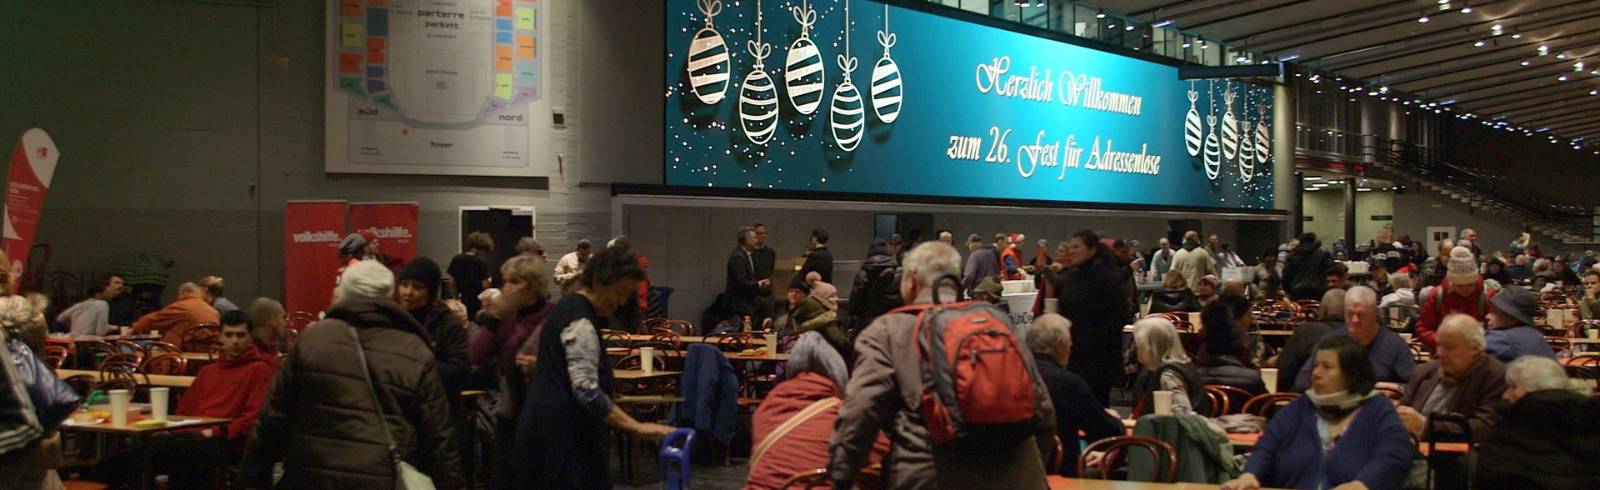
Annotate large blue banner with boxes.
[666,0,1275,210]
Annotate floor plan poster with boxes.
[325,0,552,177]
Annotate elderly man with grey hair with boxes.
[1397,314,1507,443]
[1025,314,1123,476]
[1292,286,1417,391]
[830,241,1056,489]
[1150,237,1175,280]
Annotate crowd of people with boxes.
[5,222,1600,489]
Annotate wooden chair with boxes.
[62,374,97,398]
[663,320,695,336]
[708,332,753,351]
[97,353,141,373]
[96,378,137,394]
[1570,354,1600,367]
[1044,435,1066,475]
[140,353,188,375]
[1201,388,1229,417]
[779,469,830,489]
[1077,435,1178,483]
[1548,337,1573,354]
[646,332,683,351]
[43,345,69,369]
[1407,341,1428,364]
[181,324,221,352]
[640,317,672,333]
[1205,385,1256,416]
[75,340,116,369]
[1242,393,1299,419]
[112,340,146,362]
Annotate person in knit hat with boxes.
[395,257,471,415]
[1414,246,1496,352]
[805,271,838,309]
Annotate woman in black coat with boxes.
[1048,230,1135,406]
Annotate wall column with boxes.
[1274,83,1298,242]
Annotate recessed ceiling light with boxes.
[1125,24,1134,31]
[1096,9,1106,19]
[1473,40,1485,47]
[1305,176,1324,181]
[1418,14,1430,23]
[1521,59,1531,66]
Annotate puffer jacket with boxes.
[1474,389,1600,489]
[1197,355,1266,395]
[848,243,903,330]
[241,299,463,489]
[791,295,848,357]
[1282,239,1333,301]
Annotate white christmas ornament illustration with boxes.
[1184,81,1202,157]
[830,0,864,150]
[687,0,730,105]
[739,0,778,144]
[1203,82,1221,181]
[1221,86,1239,162]
[1254,103,1271,168]
[1239,102,1256,182]
[870,3,903,124]
[784,0,826,115]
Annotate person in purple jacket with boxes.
[1223,335,1413,490]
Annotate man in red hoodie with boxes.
[1416,246,1494,352]
[178,309,281,451]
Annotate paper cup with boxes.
[1187,312,1202,329]
[150,387,169,422]
[1261,368,1279,393]
[109,389,131,427]
[1044,298,1059,315]
[119,326,131,337]
[1587,328,1598,340]
[640,347,655,374]
[1153,390,1174,415]
[763,334,778,350]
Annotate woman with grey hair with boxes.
[746,332,869,488]
[1473,356,1600,489]
[1129,317,1206,415]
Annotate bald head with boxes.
[177,282,202,298]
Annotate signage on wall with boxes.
[664,0,1275,210]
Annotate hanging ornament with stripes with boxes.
[1239,101,1257,183]
[784,0,825,115]
[830,0,863,150]
[1221,85,1240,164]
[1203,82,1221,181]
[870,3,903,123]
[1184,81,1201,157]
[687,0,730,105]
[738,0,778,145]
[1254,103,1271,169]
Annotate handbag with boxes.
[5,337,79,432]
[347,326,435,490]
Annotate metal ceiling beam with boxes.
[1335,25,1600,79]
[1471,81,1600,115]
[1224,0,1417,45]
[1311,0,1588,69]
[1461,76,1600,111]
[1388,36,1600,88]
[1256,2,1516,55]
[1517,105,1600,127]
[1401,44,1600,92]
[1427,59,1587,97]
[1547,119,1600,134]
[1183,0,1307,31]
[1325,5,1600,73]
[1501,92,1600,119]
[1129,0,1203,18]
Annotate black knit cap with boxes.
[398,256,443,300]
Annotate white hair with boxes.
[1026,314,1072,354]
[1534,258,1551,272]
[901,241,962,292]
[1344,285,1378,308]
[1506,356,1593,396]
[1388,273,1412,290]
[1438,313,1486,350]
[1133,317,1190,365]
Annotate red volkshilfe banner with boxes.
[347,202,419,268]
[3,129,60,286]
[284,200,347,317]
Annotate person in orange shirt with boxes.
[130,282,220,345]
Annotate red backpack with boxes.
[890,299,1040,444]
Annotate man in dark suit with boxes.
[725,226,767,327]
[800,228,834,284]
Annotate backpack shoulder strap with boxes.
[749,397,839,470]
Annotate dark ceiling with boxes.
[1072,0,1600,148]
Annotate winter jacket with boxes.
[1050,255,1135,404]
[176,342,280,446]
[1399,355,1506,443]
[1198,355,1267,395]
[1414,277,1492,351]
[414,303,471,411]
[1273,321,1339,393]
[1171,245,1218,291]
[1034,354,1122,476]
[1485,324,1556,363]
[468,301,552,377]
[800,246,834,284]
[1473,389,1600,490]
[240,299,462,489]
[848,244,903,331]
[962,245,999,292]
[1130,414,1237,484]
[130,295,220,346]
[1243,396,1412,490]
[1148,288,1200,314]
[746,372,889,489]
[1282,240,1333,301]
[829,287,1055,489]
[1131,362,1209,416]
[999,245,1024,280]
[1421,257,1451,291]
[680,344,738,445]
[791,295,848,358]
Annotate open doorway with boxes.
[459,206,536,285]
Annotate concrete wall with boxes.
[0,0,664,303]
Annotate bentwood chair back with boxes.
[1205,385,1255,416]
[1242,393,1299,419]
[140,353,188,375]
[75,340,116,369]
[144,341,182,358]
[1077,435,1178,483]
[43,345,70,369]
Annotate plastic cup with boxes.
[1153,390,1174,415]
[1044,298,1059,315]
[640,347,655,374]
[150,387,169,422]
[1587,328,1598,340]
[109,389,130,427]
[1187,312,1202,329]
[1261,368,1280,393]
[763,334,778,351]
